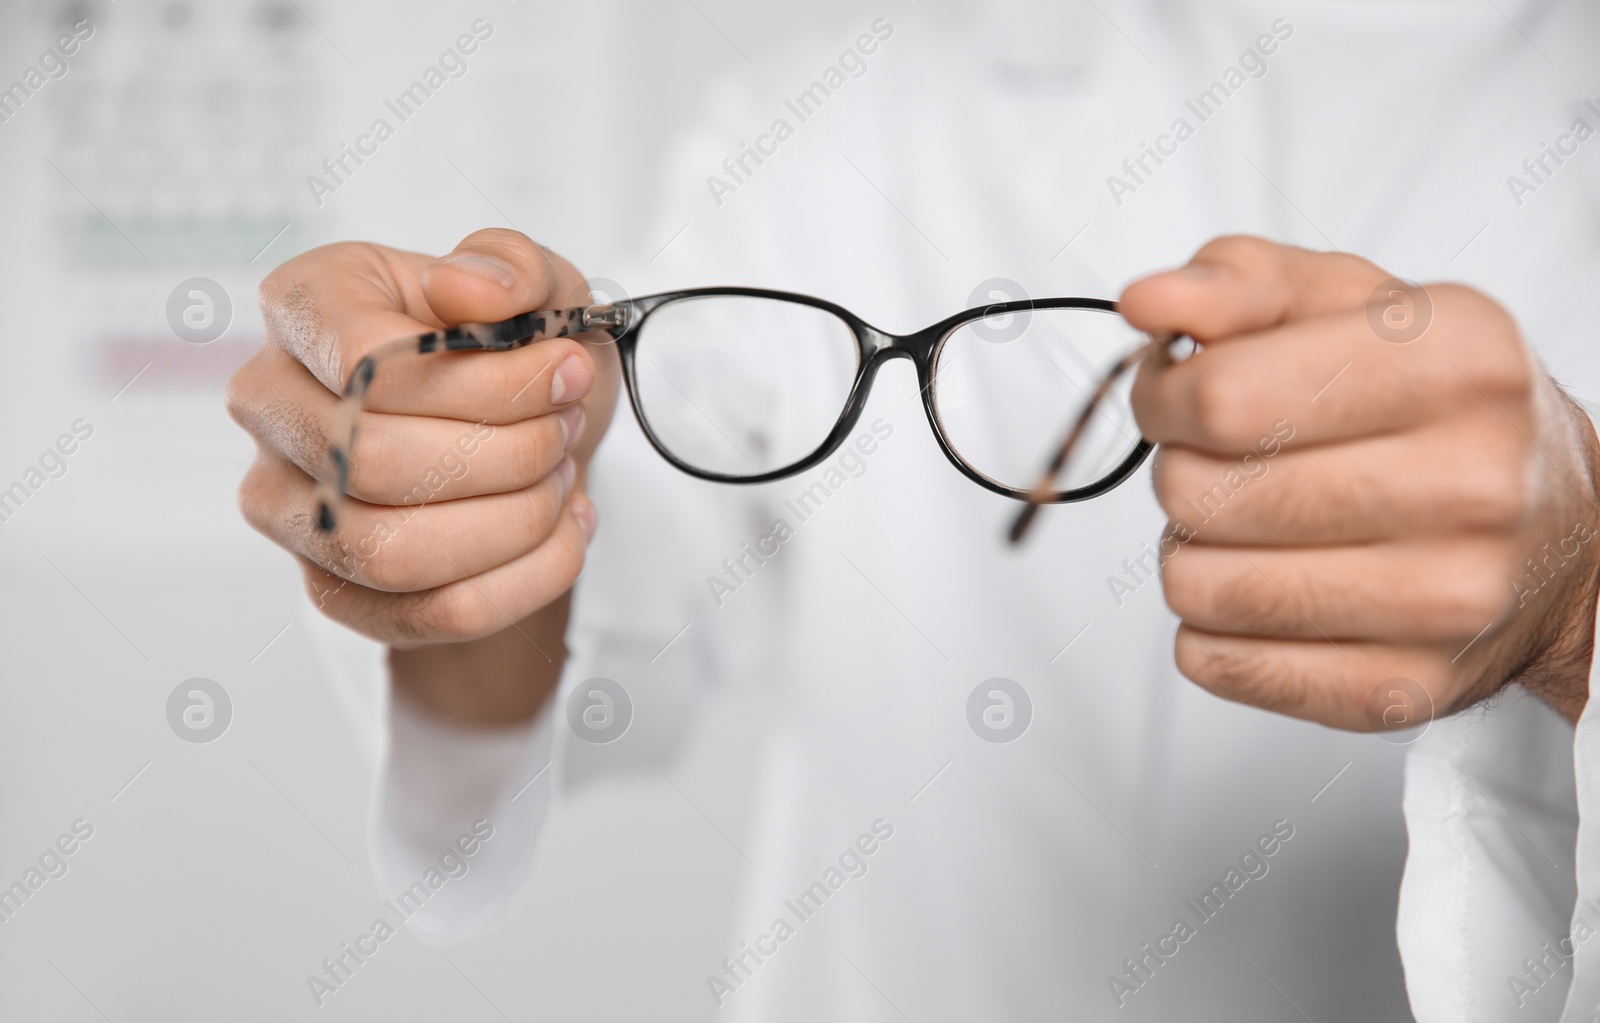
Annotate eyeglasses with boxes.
[314,287,1168,540]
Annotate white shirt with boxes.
[307,2,1600,1018]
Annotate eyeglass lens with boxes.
[633,295,1146,494]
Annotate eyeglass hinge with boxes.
[582,304,629,329]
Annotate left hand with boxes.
[1122,236,1600,730]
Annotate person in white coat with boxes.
[228,2,1600,1019]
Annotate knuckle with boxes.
[1173,627,1234,691]
[261,397,326,478]
[260,242,384,386]
[261,277,331,379]
[1174,629,1308,715]
[545,528,589,592]
[520,476,566,535]
[303,517,356,579]
[458,229,558,288]
[349,524,417,592]
[1467,455,1534,530]
[1485,349,1535,399]
[409,585,497,643]
[1437,284,1514,336]
[1150,451,1194,518]
[1159,555,1209,621]
[1470,345,1534,400]
[223,361,260,429]
[236,459,274,535]
[258,247,334,327]
[1195,234,1278,275]
[1435,557,1512,634]
[465,227,538,253]
[298,560,348,617]
[1436,286,1532,392]
[256,261,292,314]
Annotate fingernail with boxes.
[550,356,592,405]
[554,456,576,496]
[558,405,586,451]
[434,253,516,289]
[573,495,598,542]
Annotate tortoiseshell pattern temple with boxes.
[315,305,612,532]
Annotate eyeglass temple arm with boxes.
[1007,333,1179,545]
[314,302,629,534]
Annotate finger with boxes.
[419,227,585,327]
[1160,541,1517,645]
[239,448,577,592]
[299,494,596,648]
[1172,625,1455,732]
[258,236,601,421]
[228,344,584,502]
[1150,413,1532,544]
[360,332,601,425]
[1118,235,1389,343]
[1130,288,1534,452]
[372,231,604,418]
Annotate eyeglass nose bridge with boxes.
[857,322,940,366]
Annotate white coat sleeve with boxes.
[1396,569,1600,1021]
[1562,652,1600,1022]
[297,598,559,944]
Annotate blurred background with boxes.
[4,0,1595,1019]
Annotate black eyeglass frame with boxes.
[315,286,1155,533]
[613,287,1152,498]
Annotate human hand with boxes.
[1123,236,1600,729]
[228,228,620,649]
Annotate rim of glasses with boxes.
[925,302,1152,502]
[313,287,1157,534]
[614,288,1154,504]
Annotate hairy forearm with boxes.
[388,591,570,726]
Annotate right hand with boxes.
[227,229,621,649]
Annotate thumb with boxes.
[420,228,580,326]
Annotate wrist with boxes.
[389,592,570,727]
